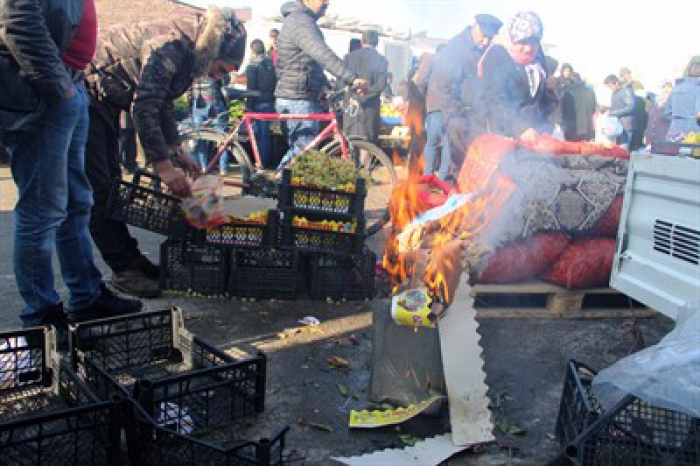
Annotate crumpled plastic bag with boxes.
[592,304,700,418]
[181,175,227,228]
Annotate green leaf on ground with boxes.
[337,383,349,397]
[496,419,526,436]
[490,390,508,409]
[399,434,420,446]
[308,422,334,433]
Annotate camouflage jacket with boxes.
[87,8,245,163]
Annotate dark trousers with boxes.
[119,128,138,172]
[85,107,142,272]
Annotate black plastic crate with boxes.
[278,169,366,218]
[279,217,364,255]
[106,170,193,240]
[1,327,120,465]
[71,309,266,430]
[555,359,700,465]
[160,239,230,296]
[308,248,376,301]
[127,404,303,466]
[228,248,301,300]
[70,309,273,465]
[199,210,279,248]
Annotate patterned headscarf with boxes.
[508,11,544,44]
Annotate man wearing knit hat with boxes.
[422,13,503,178]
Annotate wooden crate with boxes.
[471,281,656,319]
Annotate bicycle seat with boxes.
[223,87,262,101]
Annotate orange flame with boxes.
[383,136,516,304]
[422,175,516,303]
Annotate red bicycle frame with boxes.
[204,112,350,175]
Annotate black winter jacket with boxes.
[275,1,356,100]
[432,27,487,127]
[0,0,83,133]
[481,44,557,138]
[245,56,276,108]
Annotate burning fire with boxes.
[383,166,515,305]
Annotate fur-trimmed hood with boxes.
[191,7,246,77]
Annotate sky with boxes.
[190,0,699,92]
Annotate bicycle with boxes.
[179,88,397,234]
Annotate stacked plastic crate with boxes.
[277,169,376,301]
[107,169,376,300]
[69,308,297,465]
[0,327,121,464]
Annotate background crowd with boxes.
[0,0,698,331]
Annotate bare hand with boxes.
[154,159,193,198]
[520,128,539,141]
[177,153,201,179]
[352,78,369,95]
[169,144,201,179]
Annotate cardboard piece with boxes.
[438,282,495,446]
[332,434,468,466]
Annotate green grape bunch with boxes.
[291,150,369,190]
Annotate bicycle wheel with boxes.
[181,130,254,196]
[322,138,397,234]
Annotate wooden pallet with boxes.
[472,281,656,319]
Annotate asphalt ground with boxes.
[0,163,674,465]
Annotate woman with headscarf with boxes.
[479,11,557,140]
[664,56,700,140]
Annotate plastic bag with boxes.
[369,299,445,407]
[181,175,226,228]
[592,305,700,418]
[598,114,623,138]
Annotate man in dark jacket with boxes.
[342,29,388,145]
[604,74,637,150]
[0,0,142,327]
[432,14,503,175]
[274,0,367,171]
[561,74,597,141]
[246,39,277,168]
[84,7,247,297]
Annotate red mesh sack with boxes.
[478,232,570,283]
[590,195,623,237]
[458,134,519,194]
[521,134,582,155]
[541,238,617,289]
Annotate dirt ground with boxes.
[0,164,675,465]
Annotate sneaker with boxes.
[111,268,161,298]
[134,255,160,281]
[67,283,143,323]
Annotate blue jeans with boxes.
[423,111,450,180]
[7,83,102,325]
[252,101,274,168]
[193,101,229,173]
[276,98,321,172]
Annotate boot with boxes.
[111,268,160,298]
